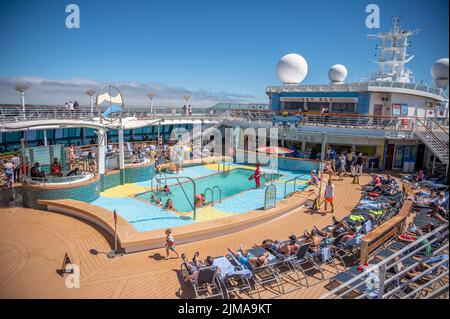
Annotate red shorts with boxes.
[325,197,333,203]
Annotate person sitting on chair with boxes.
[67,167,80,176]
[30,162,46,179]
[50,158,63,177]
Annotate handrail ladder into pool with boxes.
[217,161,231,173]
[212,185,222,204]
[155,176,197,219]
[284,175,310,198]
[204,185,222,206]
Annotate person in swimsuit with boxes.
[254,235,300,255]
[181,252,202,282]
[227,244,270,270]
[165,198,176,211]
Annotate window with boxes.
[331,102,356,113]
[306,102,329,111]
[283,102,304,110]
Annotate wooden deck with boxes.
[0,175,369,299]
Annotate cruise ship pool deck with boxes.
[91,163,309,231]
[0,174,366,299]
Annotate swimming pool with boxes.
[91,163,310,231]
[135,168,280,212]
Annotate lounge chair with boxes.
[212,256,253,299]
[182,265,225,299]
[284,242,325,287]
[227,249,284,298]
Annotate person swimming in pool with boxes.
[227,244,270,271]
[194,194,205,208]
[163,184,172,194]
[165,198,176,211]
[150,194,157,203]
[155,198,163,207]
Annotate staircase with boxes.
[178,112,228,147]
[414,118,449,165]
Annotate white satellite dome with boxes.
[431,58,449,80]
[277,53,308,84]
[328,64,348,84]
[431,58,449,89]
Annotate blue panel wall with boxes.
[103,172,121,190]
[22,178,101,210]
[124,164,156,183]
[270,94,281,111]
[357,93,371,114]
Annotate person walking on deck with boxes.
[324,178,335,213]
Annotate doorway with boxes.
[415,144,425,170]
[386,144,396,170]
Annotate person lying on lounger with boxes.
[227,244,270,270]
[303,219,362,251]
[391,256,433,279]
[181,253,219,282]
[254,235,300,255]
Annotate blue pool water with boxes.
[135,168,280,212]
[91,164,310,232]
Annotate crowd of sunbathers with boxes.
[402,172,449,235]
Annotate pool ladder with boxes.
[217,161,231,173]
[283,175,309,198]
[204,185,222,206]
[154,175,198,220]
[152,171,167,191]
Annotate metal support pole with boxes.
[377,263,387,299]
[90,96,94,119]
[432,156,436,174]
[118,128,125,184]
[21,92,25,120]
[43,129,48,146]
[321,133,327,161]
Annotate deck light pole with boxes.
[147,92,156,116]
[107,210,123,258]
[85,89,96,119]
[15,84,29,120]
[183,95,191,116]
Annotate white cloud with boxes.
[0,76,259,107]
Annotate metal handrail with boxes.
[320,223,449,299]
[283,175,310,198]
[204,187,213,205]
[415,118,448,149]
[25,171,95,186]
[155,176,197,219]
[217,161,231,173]
[203,185,222,206]
[212,185,222,204]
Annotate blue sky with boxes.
[0,0,448,105]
